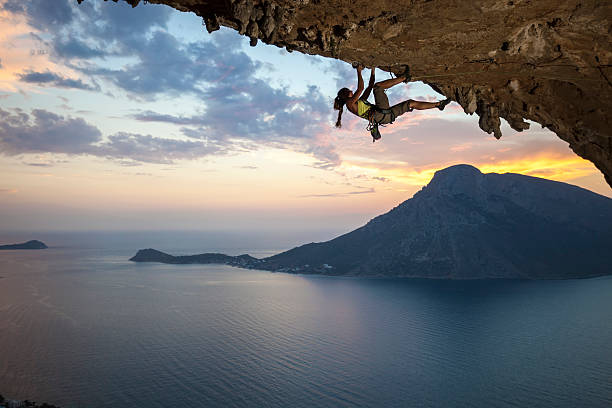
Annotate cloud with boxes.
[5,0,172,57]
[22,162,54,167]
[0,106,339,167]
[0,108,102,155]
[372,176,390,182]
[54,37,107,59]
[96,132,225,164]
[18,70,99,90]
[3,1,341,168]
[0,109,225,164]
[132,111,205,126]
[299,187,375,198]
[2,0,75,31]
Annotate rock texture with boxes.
[83,0,612,187]
[130,164,612,279]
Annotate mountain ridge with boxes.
[130,165,612,279]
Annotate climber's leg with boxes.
[373,86,390,109]
[373,76,405,90]
[409,100,442,110]
[389,100,413,120]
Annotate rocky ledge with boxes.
[0,393,60,408]
[78,0,612,186]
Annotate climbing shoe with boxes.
[370,123,382,142]
[437,98,451,111]
[402,66,411,83]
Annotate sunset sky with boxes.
[0,0,609,233]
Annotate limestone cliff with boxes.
[85,0,612,186]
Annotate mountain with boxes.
[0,240,48,250]
[130,165,612,279]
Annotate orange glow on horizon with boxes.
[340,152,606,191]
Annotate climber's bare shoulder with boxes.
[345,98,358,115]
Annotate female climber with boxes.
[333,65,451,141]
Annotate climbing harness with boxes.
[365,105,398,143]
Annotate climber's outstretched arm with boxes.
[347,65,364,105]
[362,67,376,101]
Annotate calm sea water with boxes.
[1,231,611,407]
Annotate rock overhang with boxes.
[78,0,612,187]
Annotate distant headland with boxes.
[0,240,48,250]
[130,165,612,280]
[130,248,260,268]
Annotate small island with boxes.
[0,240,48,250]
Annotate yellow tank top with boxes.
[357,99,371,118]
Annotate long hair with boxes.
[334,88,351,128]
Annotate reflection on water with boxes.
[0,233,611,407]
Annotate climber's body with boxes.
[334,66,451,140]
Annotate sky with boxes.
[0,0,610,234]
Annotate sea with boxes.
[1,231,611,408]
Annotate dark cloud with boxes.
[0,109,225,164]
[81,30,263,99]
[127,42,337,164]
[96,132,225,164]
[18,70,99,91]
[22,162,54,167]
[3,0,75,31]
[0,109,102,155]
[132,111,204,126]
[86,0,172,42]
[54,37,107,59]
[6,0,171,58]
[132,79,337,165]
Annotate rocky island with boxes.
[0,240,48,250]
[130,165,612,279]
